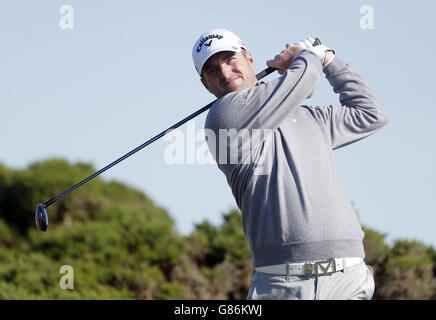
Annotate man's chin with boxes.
[222,83,245,95]
[220,88,240,98]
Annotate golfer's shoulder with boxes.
[205,85,272,131]
[204,90,246,130]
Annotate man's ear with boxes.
[245,50,255,70]
[201,77,210,91]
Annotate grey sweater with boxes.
[204,49,389,267]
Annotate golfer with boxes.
[192,28,389,300]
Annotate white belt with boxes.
[254,257,363,278]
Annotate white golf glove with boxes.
[311,44,331,65]
[295,37,333,66]
[294,37,317,50]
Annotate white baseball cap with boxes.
[192,28,247,76]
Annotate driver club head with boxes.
[35,204,48,232]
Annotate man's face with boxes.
[201,50,257,99]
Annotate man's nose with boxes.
[218,62,232,79]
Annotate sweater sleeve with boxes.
[206,49,323,135]
[304,56,389,150]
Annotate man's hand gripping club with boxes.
[266,37,334,75]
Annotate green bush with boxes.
[0,158,435,299]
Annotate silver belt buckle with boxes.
[314,259,337,276]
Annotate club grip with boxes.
[256,66,276,80]
[256,37,321,80]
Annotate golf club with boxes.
[35,38,322,232]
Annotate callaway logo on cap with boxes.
[192,28,247,76]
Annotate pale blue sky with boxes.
[1,1,435,248]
